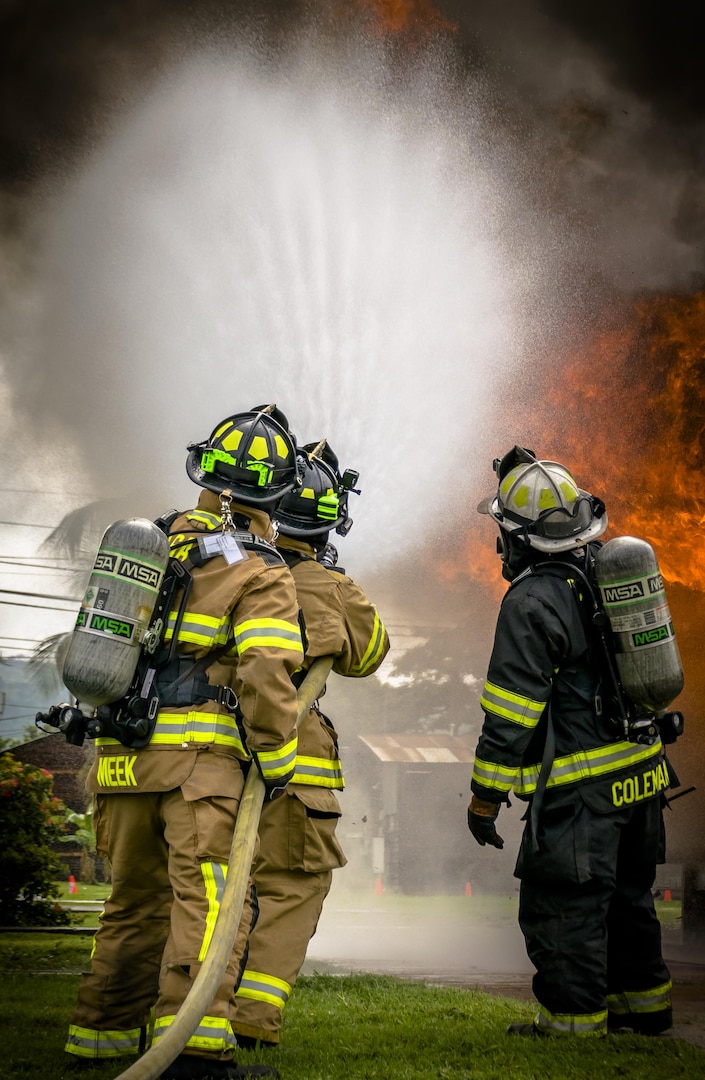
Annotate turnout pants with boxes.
[66,762,256,1061]
[230,784,346,1044]
[515,787,671,1036]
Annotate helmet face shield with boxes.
[531,494,606,541]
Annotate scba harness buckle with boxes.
[215,685,239,711]
[627,710,684,747]
[36,695,159,749]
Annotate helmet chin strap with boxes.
[499,529,535,581]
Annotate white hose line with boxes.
[114,655,334,1080]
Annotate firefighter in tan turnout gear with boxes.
[64,406,304,1080]
[468,446,677,1039]
[230,440,390,1048]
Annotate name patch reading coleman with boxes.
[611,761,670,807]
[75,607,137,643]
[92,548,164,592]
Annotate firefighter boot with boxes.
[161,1054,280,1079]
[506,1022,544,1037]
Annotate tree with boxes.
[0,755,71,926]
[60,806,100,885]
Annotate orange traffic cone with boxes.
[663,888,672,902]
[465,882,473,897]
[375,876,383,896]
[68,874,78,895]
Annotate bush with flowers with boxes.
[0,755,71,926]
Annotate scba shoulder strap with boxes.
[171,520,286,572]
[88,516,285,749]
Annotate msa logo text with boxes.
[632,625,671,647]
[95,552,118,573]
[94,552,161,589]
[117,559,161,588]
[89,614,133,639]
[648,574,663,593]
[604,582,644,603]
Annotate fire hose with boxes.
[114,654,335,1080]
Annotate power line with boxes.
[0,635,47,643]
[0,556,82,563]
[0,487,95,496]
[0,587,80,603]
[1,701,58,712]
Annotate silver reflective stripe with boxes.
[153,1013,237,1053]
[536,1005,607,1035]
[235,624,301,649]
[480,681,545,727]
[65,1025,142,1057]
[292,758,344,785]
[607,980,672,1014]
[236,970,292,1008]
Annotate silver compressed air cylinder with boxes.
[594,535,684,713]
[62,518,170,706]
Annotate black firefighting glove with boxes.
[252,754,294,801]
[467,795,504,849]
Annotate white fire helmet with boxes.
[478,455,608,553]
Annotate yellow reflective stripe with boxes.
[536,1004,607,1035]
[65,1025,143,1058]
[232,617,303,656]
[199,862,227,962]
[150,711,248,752]
[481,680,546,728]
[164,611,232,648]
[515,739,663,796]
[153,1014,237,1054]
[351,611,387,675]
[256,736,298,780]
[235,969,292,1009]
[607,980,672,1015]
[185,510,221,529]
[471,755,518,794]
[291,754,345,788]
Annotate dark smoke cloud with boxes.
[3,0,704,191]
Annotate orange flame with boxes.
[353,0,456,38]
[538,291,705,591]
[449,289,705,595]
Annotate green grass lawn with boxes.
[0,925,700,1080]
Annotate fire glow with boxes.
[445,289,705,598]
[353,0,456,37]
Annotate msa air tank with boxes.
[62,518,170,706]
[594,536,684,713]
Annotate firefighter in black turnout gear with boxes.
[468,447,674,1038]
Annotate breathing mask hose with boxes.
[113,655,335,1080]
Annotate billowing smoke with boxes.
[17,33,536,573]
